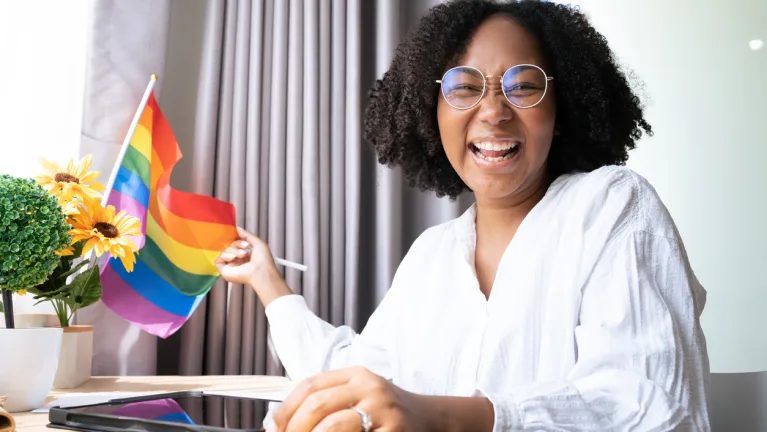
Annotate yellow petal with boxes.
[120,252,136,272]
[55,247,75,256]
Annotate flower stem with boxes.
[52,298,70,327]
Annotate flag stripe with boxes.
[146,216,221,275]
[131,107,154,161]
[148,97,182,170]
[156,177,237,225]
[101,264,192,338]
[149,188,237,250]
[110,257,200,316]
[122,145,150,186]
[113,166,149,205]
[140,236,219,296]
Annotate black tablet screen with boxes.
[58,393,275,431]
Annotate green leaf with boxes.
[65,265,102,310]
[58,259,90,280]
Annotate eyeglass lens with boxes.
[440,65,548,109]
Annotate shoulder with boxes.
[554,165,677,238]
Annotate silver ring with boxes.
[351,406,373,432]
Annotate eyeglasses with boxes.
[436,64,554,110]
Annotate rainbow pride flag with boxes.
[101,90,237,338]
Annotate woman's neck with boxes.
[474,176,551,242]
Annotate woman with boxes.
[217,1,710,430]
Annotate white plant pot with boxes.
[0,327,63,412]
[53,325,93,389]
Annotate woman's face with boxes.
[437,14,556,205]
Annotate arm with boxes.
[217,227,398,382]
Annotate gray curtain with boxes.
[156,0,474,376]
[168,0,366,376]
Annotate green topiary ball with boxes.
[0,174,71,291]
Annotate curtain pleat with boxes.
[344,0,362,328]
[318,0,332,324]
[267,0,288,291]
[329,0,347,327]
[285,0,304,295]
[224,0,252,376]
[239,0,264,378]
[257,0,276,377]
[302,0,321,314]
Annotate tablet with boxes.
[48,391,278,432]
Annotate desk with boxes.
[13,375,292,431]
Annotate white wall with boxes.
[0,1,90,313]
[568,0,767,373]
[0,1,89,177]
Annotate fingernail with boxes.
[240,241,250,248]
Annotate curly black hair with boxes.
[363,0,652,199]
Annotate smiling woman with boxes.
[216,0,710,430]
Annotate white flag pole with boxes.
[274,257,308,272]
[100,74,158,207]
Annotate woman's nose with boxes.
[476,87,513,125]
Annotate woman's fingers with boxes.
[273,369,356,429]
[218,246,249,262]
[285,386,358,432]
[310,409,362,432]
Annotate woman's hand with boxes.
[271,367,427,432]
[216,227,277,285]
[216,227,292,306]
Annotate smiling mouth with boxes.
[469,140,520,162]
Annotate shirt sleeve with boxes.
[264,281,402,382]
[484,230,710,431]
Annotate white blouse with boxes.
[265,166,710,431]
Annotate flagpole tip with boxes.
[151,73,158,81]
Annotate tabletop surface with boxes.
[13,375,292,431]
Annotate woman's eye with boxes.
[453,84,482,92]
[505,83,541,94]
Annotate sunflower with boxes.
[36,154,104,205]
[69,201,142,272]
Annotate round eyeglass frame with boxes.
[435,64,554,110]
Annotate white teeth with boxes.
[473,141,518,151]
[475,150,516,162]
